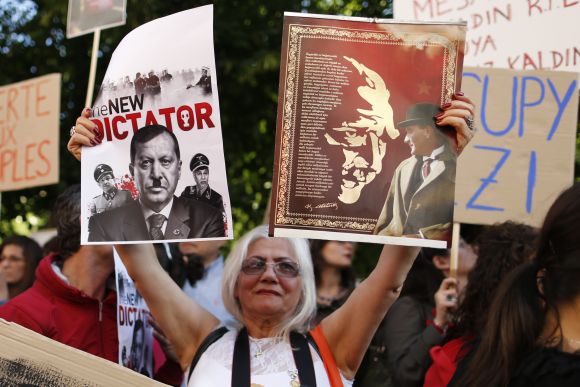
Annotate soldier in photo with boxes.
[181,153,224,212]
[145,70,161,96]
[134,72,146,95]
[89,164,133,216]
[87,126,225,241]
[187,66,212,95]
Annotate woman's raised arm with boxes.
[321,244,420,379]
[114,243,218,371]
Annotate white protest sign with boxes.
[114,249,153,377]
[80,5,233,244]
[67,0,127,38]
[394,0,580,82]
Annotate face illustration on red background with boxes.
[325,56,400,204]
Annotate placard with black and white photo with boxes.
[80,5,233,244]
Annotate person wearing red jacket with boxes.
[0,185,182,385]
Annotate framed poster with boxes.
[269,13,466,248]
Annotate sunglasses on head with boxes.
[241,257,300,278]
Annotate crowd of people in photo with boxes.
[1,91,579,387]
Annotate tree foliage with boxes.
[0,0,389,261]
[0,1,577,276]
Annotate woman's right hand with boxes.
[67,107,103,161]
[433,277,458,329]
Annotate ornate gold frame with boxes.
[274,23,461,232]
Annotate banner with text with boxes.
[114,249,153,377]
[394,0,580,84]
[67,0,127,38]
[81,5,233,244]
[270,13,466,248]
[455,66,578,227]
[0,74,60,192]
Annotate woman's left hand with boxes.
[436,92,477,155]
[67,107,103,161]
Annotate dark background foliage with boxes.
[0,0,394,275]
[0,0,578,276]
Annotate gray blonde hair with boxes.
[222,225,317,340]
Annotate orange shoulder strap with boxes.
[309,325,344,387]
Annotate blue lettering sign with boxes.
[466,145,511,212]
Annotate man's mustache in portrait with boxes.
[325,56,400,204]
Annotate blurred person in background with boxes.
[0,236,43,303]
[0,185,182,385]
[311,240,357,324]
[383,234,478,387]
[425,221,538,387]
[178,240,235,327]
[457,184,580,387]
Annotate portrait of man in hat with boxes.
[374,102,456,238]
[88,125,225,242]
[180,153,224,213]
[89,163,133,216]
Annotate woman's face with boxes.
[320,241,354,268]
[457,238,478,292]
[235,238,302,323]
[0,244,27,285]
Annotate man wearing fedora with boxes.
[180,153,224,213]
[89,163,133,216]
[374,103,456,238]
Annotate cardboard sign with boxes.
[67,0,127,38]
[454,67,578,227]
[0,318,163,386]
[80,6,233,244]
[0,74,60,192]
[269,13,466,248]
[394,0,580,82]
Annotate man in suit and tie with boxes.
[374,103,456,239]
[88,124,224,242]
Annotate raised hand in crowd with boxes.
[436,92,477,154]
[433,277,458,330]
[67,107,102,161]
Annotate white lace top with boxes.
[188,330,354,387]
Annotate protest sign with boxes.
[0,74,60,192]
[454,66,578,227]
[81,5,233,244]
[0,318,162,386]
[270,13,466,248]
[67,0,127,38]
[393,0,580,84]
[114,249,153,376]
